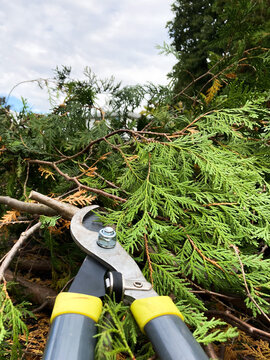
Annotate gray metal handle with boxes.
[43,313,97,360]
[144,315,209,360]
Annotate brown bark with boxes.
[29,191,78,220]
[204,344,220,360]
[17,256,52,273]
[5,269,57,310]
[0,196,58,216]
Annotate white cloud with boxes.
[0,0,176,112]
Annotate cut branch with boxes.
[17,256,52,273]
[0,196,58,216]
[29,191,78,220]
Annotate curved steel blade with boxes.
[70,206,157,300]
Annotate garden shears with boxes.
[43,206,208,360]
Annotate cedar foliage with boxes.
[0,4,270,359]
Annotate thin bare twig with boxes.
[56,187,79,200]
[0,220,31,227]
[28,160,127,203]
[0,253,8,265]
[0,222,41,282]
[23,163,30,200]
[32,300,49,313]
[93,171,129,194]
[104,138,137,175]
[60,276,75,293]
[203,202,237,207]
[191,290,238,301]
[50,128,169,164]
[6,77,54,104]
[186,276,240,305]
[259,244,268,255]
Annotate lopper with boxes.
[43,206,209,360]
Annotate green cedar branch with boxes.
[230,244,270,325]
[93,171,129,195]
[171,110,217,136]
[185,232,226,273]
[156,215,228,274]
[28,129,173,204]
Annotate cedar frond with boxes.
[79,165,97,177]
[38,166,56,180]
[242,340,270,359]
[224,331,270,360]
[205,79,222,104]
[0,210,20,228]
[0,145,5,155]
[49,218,70,234]
[62,190,96,206]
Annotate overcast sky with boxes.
[0,0,176,112]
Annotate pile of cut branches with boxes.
[1,60,270,359]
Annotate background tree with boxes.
[167,0,270,102]
[167,0,220,93]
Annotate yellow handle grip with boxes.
[51,292,102,323]
[130,296,184,333]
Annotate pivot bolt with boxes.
[133,281,143,288]
[97,227,117,248]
